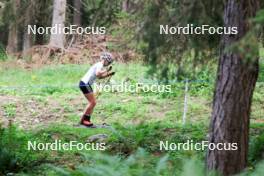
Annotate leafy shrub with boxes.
[52,148,221,176]
[53,148,171,176]
[241,161,264,176]
[53,147,264,176]
[107,123,207,159]
[249,133,264,165]
[0,124,47,175]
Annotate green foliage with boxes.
[0,122,263,175]
[249,133,264,165]
[252,8,264,47]
[0,63,149,96]
[249,161,264,176]
[259,64,264,82]
[252,9,264,24]
[107,123,207,158]
[226,30,259,67]
[40,86,63,95]
[110,11,139,53]
[0,124,47,175]
[241,161,264,176]
[180,158,209,176]
[81,0,122,27]
[52,148,215,176]
[0,63,263,175]
[3,103,16,118]
[137,0,222,81]
[53,148,170,176]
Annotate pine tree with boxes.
[206,0,260,175]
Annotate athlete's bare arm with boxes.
[96,68,114,79]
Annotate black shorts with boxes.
[79,81,93,94]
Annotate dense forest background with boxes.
[1,0,264,176]
[0,0,226,79]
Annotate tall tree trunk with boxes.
[6,0,20,54]
[206,0,259,175]
[122,0,130,12]
[73,0,81,26]
[22,4,34,54]
[49,0,66,48]
[0,2,4,9]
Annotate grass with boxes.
[0,62,147,91]
[2,122,263,176]
[3,103,16,118]
[0,61,264,175]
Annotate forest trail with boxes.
[0,92,177,129]
[0,94,82,129]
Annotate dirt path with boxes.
[0,93,178,129]
[0,94,83,129]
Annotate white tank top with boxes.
[81,62,103,85]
